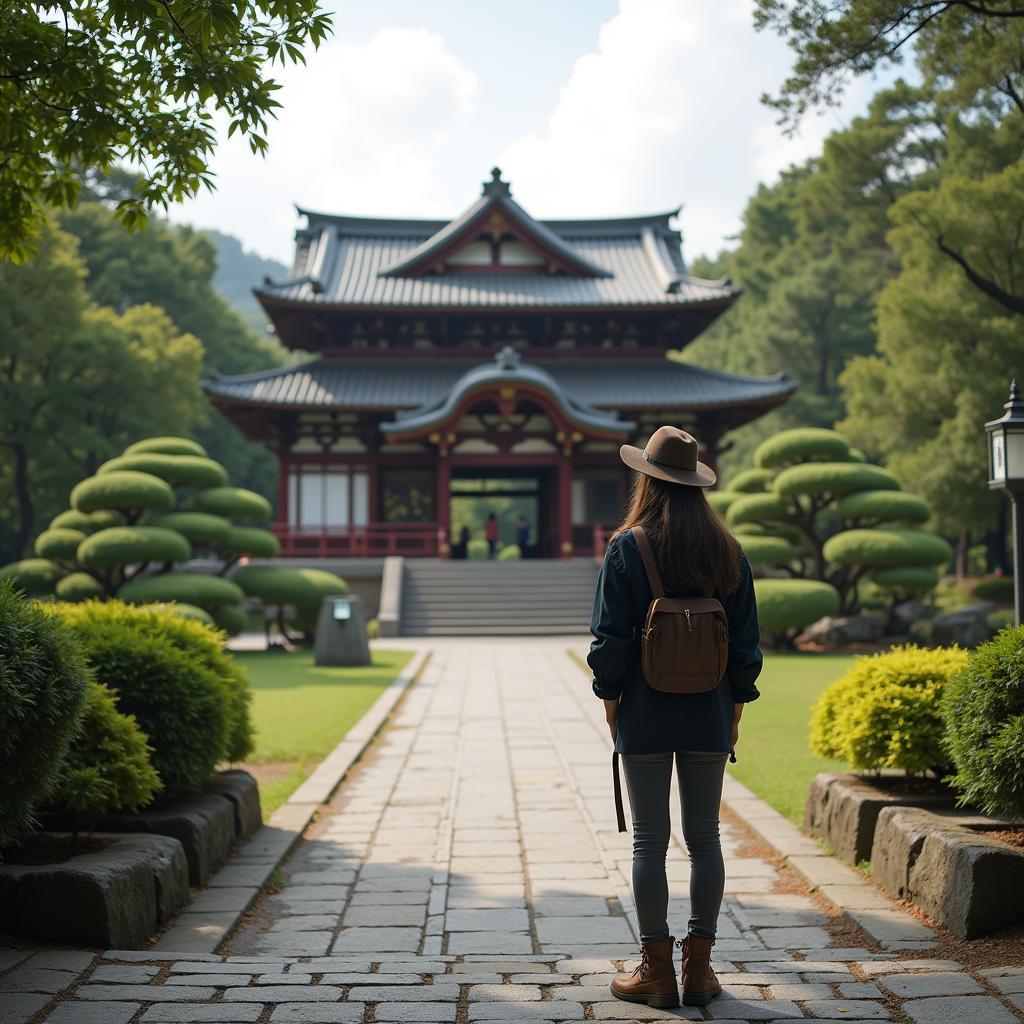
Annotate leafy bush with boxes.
[151,511,232,546]
[0,557,62,596]
[233,565,347,634]
[729,468,775,492]
[726,492,789,527]
[50,681,161,825]
[972,576,1015,604]
[0,582,90,846]
[118,572,244,612]
[165,603,216,626]
[72,470,175,515]
[367,616,380,640]
[773,462,900,500]
[210,602,248,637]
[836,490,932,526]
[871,567,941,594]
[823,528,953,569]
[126,436,207,457]
[52,601,234,795]
[100,453,228,489]
[811,645,968,773]
[193,486,272,522]
[497,544,522,561]
[942,626,1024,817]
[218,525,281,559]
[77,526,192,569]
[754,578,841,633]
[35,527,87,561]
[737,534,797,567]
[706,490,742,516]
[56,572,106,602]
[467,538,489,560]
[754,427,851,468]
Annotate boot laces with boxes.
[631,947,651,978]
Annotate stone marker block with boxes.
[314,594,371,667]
[0,833,187,948]
[208,770,262,840]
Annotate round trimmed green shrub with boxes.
[467,538,489,560]
[811,645,969,773]
[217,526,281,559]
[50,509,122,533]
[77,526,192,569]
[754,428,851,468]
[164,603,216,626]
[754,578,841,632]
[730,468,775,493]
[736,534,797,567]
[0,582,91,846]
[497,544,522,561]
[707,490,742,516]
[125,436,207,457]
[72,470,175,515]
[0,558,62,596]
[210,602,248,637]
[773,462,901,500]
[972,576,1015,604]
[49,680,161,822]
[871,567,941,593]
[100,454,228,489]
[726,492,788,528]
[823,528,953,569]
[56,572,106,602]
[53,601,234,795]
[232,565,348,633]
[150,512,232,547]
[942,625,1024,817]
[836,490,932,526]
[193,486,272,522]
[118,572,244,612]
[35,527,87,561]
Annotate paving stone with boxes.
[0,993,50,1024]
[837,982,884,998]
[534,917,634,945]
[857,958,963,975]
[590,1002,703,1019]
[799,1001,891,1019]
[0,968,79,993]
[469,985,543,1000]
[140,1007,265,1022]
[903,995,1019,1024]
[694,997,803,1019]
[44,1004,140,1024]
[322,973,425,985]
[765,983,834,999]
[990,974,1024,994]
[90,964,159,983]
[225,984,343,1001]
[447,932,534,954]
[445,909,530,931]
[331,927,422,952]
[469,1002,585,1020]
[77,985,217,1001]
[27,951,97,972]
[532,897,610,917]
[374,1003,458,1021]
[878,971,984,997]
[343,905,426,926]
[754,926,832,948]
[348,985,461,1000]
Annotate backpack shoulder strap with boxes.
[631,526,665,599]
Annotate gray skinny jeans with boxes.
[620,751,729,942]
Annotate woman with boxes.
[588,425,762,1009]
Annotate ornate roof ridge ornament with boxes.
[482,167,512,198]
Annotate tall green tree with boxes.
[0,1,332,260]
[0,222,204,561]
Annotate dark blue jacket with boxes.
[587,530,763,755]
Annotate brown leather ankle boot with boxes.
[678,934,721,1006]
[610,937,679,1008]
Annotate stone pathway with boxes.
[2,640,1023,1024]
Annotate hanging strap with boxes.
[612,752,627,833]
[631,526,665,599]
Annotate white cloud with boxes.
[497,0,870,259]
[171,27,477,262]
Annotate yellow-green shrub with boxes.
[810,645,969,773]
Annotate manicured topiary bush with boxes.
[126,436,207,457]
[150,512,232,546]
[217,525,281,563]
[232,565,348,640]
[811,645,969,773]
[49,681,161,830]
[99,453,228,489]
[727,492,789,528]
[753,578,841,646]
[35,527,87,562]
[729,468,775,493]
[71,470,175,516]
[117,572,245,625]
[53,601,235,795]
[871,566,941,594]
[835,490,932,526]
[942,626,1024,817]
[0,583,91,846]
[77,526,192,569]
[972,576,1015,604]
[707,490,742,516]
[773,462,900,500]
[755,427,851,468]
[0,558,62,596]
[55,572,106,602]
[497,544,522,561]
[165,603,215,625]
[193,486,272,522]
[823,528,952,569]
[737,534,797,567]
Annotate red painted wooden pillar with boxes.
[557,455,573,558]
[436,456,451,558]
[277,452,289,526]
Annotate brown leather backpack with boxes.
[632,526,729,694]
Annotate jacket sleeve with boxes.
[587,538,636,700]
[723,552,763,704]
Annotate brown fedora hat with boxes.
[620,426,717,488]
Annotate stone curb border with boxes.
[721,774,938,951]
[152,648,431,956]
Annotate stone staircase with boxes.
[399,558,598,636]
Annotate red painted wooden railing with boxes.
[269,522,440,558]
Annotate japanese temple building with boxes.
[203,169,795,559]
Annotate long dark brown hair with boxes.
[613,473,741,596]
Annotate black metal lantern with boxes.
[985,380,1024,624]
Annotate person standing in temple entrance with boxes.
[485,513,500,558]
[515,514,530,555]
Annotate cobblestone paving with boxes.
[3,641,1023,1024]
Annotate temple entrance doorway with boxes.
[448,466,557,559]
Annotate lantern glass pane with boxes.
[992,430,1007,484]
[1007,428,1024,482]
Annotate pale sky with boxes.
[170,0,888,268]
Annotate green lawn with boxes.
[730,652,854,825]
[233,648,414,815]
